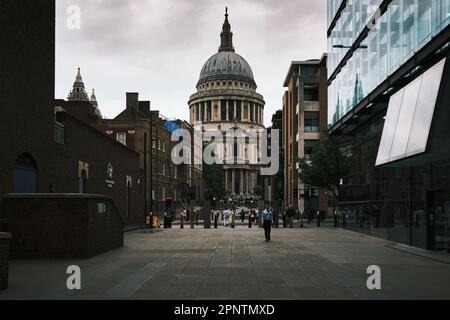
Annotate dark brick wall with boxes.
[0,234,11,290]
[52,113,145,227]
[0,0,145,228]
[0,0,56,204]
[2,195,123,259]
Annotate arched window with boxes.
[14,153,38,193]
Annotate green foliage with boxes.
[298,137,350,201]
[203,163,226,198]
[253,185,263,197]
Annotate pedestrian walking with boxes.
[214,211,219,229]
[287,207,295,228]
[262,206,274,242]
[240,209,245,223]
[230,210,235,229]
[223,209,229,226]
[181,209,187,229]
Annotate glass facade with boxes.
[328,0,383,75]
[328,0,450,126]
[328,0,345,28]
[338,114,450,251]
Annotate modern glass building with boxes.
[327,0,450,251]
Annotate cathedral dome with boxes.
[197,8,256,87]
[199,52,255,86]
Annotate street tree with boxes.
[203,163,226,200]
[298,137,350,212]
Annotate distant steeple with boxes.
[68,67,89,101]
[90,88,98,107]
[219,7,235,52]
[89,88,102,118]
[352,73,364,107]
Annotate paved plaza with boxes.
[2,225,450,300]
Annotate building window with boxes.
[304,85,319,101]
[304,112,320,132]
[161,186,166,201]
[116,132,127,146]
[301,65,317,75]
[14,153,38,193]
[54,123,65,145]
[304,140,319,161]
[243,104,249,120]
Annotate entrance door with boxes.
[14,153,38,193]
[427,190,450,252]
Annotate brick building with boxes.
[262,110,284,209]
[93,92,202,218]
[0,0,145,246]
[283,56,329,214]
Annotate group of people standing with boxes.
[163,205,278,243]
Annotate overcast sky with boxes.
[56,0,327,126]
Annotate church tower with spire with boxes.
[68,67,89,101]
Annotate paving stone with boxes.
[1,226,450,300]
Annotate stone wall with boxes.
[2,194,124,259]
[0,233,11,291]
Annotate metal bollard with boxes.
[316,211,320,227]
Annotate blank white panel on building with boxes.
[389,78,422,162]
[376,89,405,166]
[406,58,446,157]
[376,58,446,166]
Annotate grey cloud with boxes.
[56,0,327,123]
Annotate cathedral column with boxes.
[225,170,229,193]
[204,102,207,122]
[246,171,250,195]
[234,101,237,120]
[257,105,261,124]
[241,101,244,121]
[226,101,229,121]
[240,170,244,195]
[199,103,203,123]
[231,170,236,195]
[261,106,264,124]
[250,103,256,122]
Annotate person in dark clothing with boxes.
[287,207,295,228]
[240,209,245,223]
[262,206,274,242]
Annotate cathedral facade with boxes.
[188,9,266,198]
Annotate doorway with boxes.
[427,190,450,252]
[14,153,38,193]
